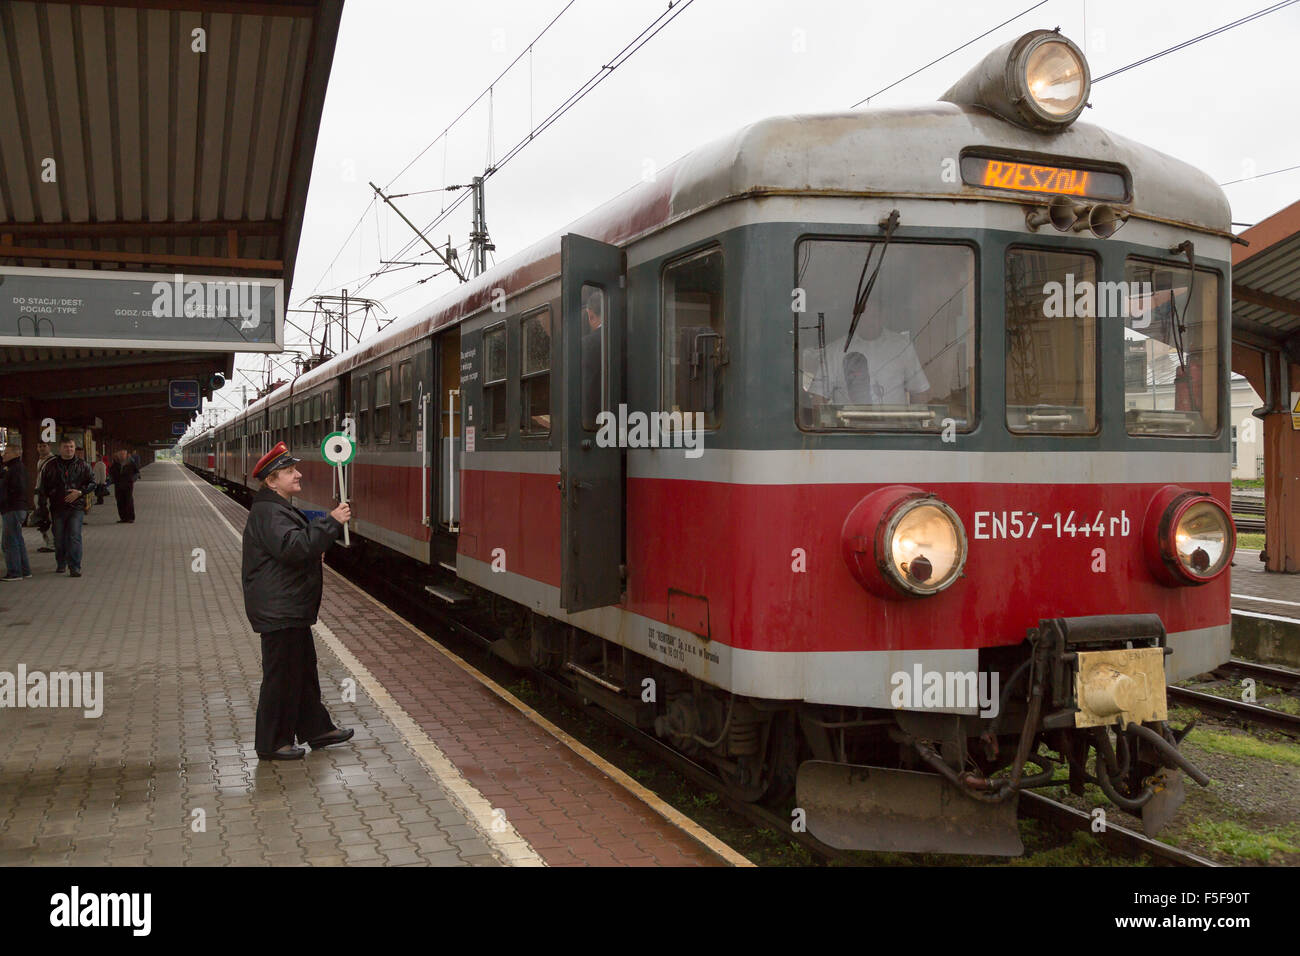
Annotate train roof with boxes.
[266,103,1232,406]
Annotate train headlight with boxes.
[1172,500,1232,579]
[1022,37,1088,122]
[940,30,1091,131]
[886,499,966,594]
[842,487,968,599]
[1142,486,1234,586]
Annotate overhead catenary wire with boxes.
[303,1,576,303]
[1093,0,1300,83]
[1220,163,1300,187]
[361,0,699,298]
[849,0,1052,108]
[382,0,578,192]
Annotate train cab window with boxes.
[483,324,507,437]
[1122,259,1219,436]
[797,239,976,432]
[358,376,370,445]
[521,308,552,435]
[375,369,392,444]
[662,250,724,429]
[397,363,413,444]
[1005,248,1099,434]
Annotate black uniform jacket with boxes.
[38,457,95,514]
[241,486,341,634]
[109,458,139,488]
[0,459,29,514]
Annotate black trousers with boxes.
[115,483,135,522]
[255,626,335,753]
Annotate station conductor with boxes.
[242,441,355,760]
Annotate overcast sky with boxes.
[213,0,1300,414]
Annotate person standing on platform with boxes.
[109,449,139,523]
[1,442,33,581]
[241,441,354,761]
[39,436,95,577]
[34,441,55,553]
[92,454,107,505]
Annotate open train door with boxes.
[560,234,625,612]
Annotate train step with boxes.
[425,583,472,607]
[438,560,458,574]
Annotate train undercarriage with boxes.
[495,589,1212,856]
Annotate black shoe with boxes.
[307,727,355,750]
[55,566,66,574]
[69,570,81,578]
[1,575,19,583]
[257,745,306,761]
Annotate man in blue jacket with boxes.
[241,441,353,760]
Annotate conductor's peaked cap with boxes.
[253,441,301,480]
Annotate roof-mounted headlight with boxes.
[941,29,1091,131]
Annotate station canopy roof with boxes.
[1232,198,1300,355]
[0,0,342,446]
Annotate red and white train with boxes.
[185,31,1234,854]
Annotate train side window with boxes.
[375,368,393,444]
[483,324,507,437]
[324,391,334,432]
[397,363,413,443]
[294,402,302,446]
[521,307,552,435]
[311,394,322,445]
[663,247,725,429]
[797,239,976,432]
[1005,247,1099,434]
[580,286,606,431]
[1122,259,1219,436]
[358,376,370,445]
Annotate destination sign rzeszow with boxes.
[960,156,1128,201]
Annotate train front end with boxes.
[781,31,1233,854]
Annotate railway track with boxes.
[1166,684,1300,737]
[1231,496,1265,534]
[1017,792,1216,867]
[1215,658,1300,695]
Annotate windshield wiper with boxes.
[844,209,901,353]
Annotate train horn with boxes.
[1050,196,1091,232]
[1086,203,1130,239]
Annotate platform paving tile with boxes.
[191,462,727,867]
[0,466,499,866]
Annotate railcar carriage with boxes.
[190,30,1235,855]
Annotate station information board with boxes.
[0,265,283,351]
